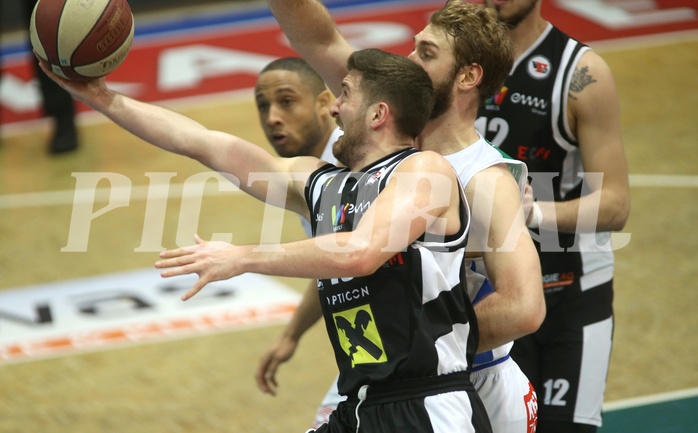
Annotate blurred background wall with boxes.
[0,0,253,33]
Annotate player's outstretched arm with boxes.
[155,151,462,301]
[38,62,317,215]
[267,0,354,96]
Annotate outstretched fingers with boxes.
[155,236,206,299]
[155,235,238,301]
[181,278,209,301]
[158,246,196,260]
[155,235,207,274]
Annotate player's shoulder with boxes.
[402,149,456,174]
[576,48,615,80]
[569,49,618,109]
[288,155,339,179]
[577,48,608,68]
[549,23,611,79]
[467,163,517,191]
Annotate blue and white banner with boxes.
[0,269,300,364]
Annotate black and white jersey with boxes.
[305,147,477,398]
[476,23,614,293]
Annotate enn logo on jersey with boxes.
[527,55,552,80]
[484,86,509,109]
[334,306,387,367]
[510,92,549,114]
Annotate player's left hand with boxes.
[255,335,299,396]
[155,234,244,301]
[38,61,107,102]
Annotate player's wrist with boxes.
[527,201,543,229]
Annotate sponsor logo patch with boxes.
[334,306,387,367]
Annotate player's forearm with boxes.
[242,234,382,280]
[88,89,295,203]
[477,251,545,352]
[267,0,337,52]
[266,0,348,95]
[475,284,545,351]
[538,189,629,233]
[282,282,324,342]
[475,294,533,352]
[89,88,211,160]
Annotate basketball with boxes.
[29,0,135,81]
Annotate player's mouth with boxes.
[270,132,288,146]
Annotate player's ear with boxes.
[457,63,483,90]
[369,102,389,129]
[317,89,334,109]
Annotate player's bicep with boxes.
[212,140,317,216]
[572,53,626,185]
[476,168,541,297]
[466,165,526,254]
[354,154,460,256]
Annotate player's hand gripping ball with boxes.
[29,0,134,81]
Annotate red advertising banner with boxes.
[1,0,696,128]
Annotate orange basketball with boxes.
[29,0,134,81]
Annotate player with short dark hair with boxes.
[262,1,546,432]
[42,47,493,433]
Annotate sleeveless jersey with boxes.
[301,126,343,237]
[476,23,614,293]
[305,147,477,398]
[444,136,528,369]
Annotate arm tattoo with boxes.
[569,66,596,100]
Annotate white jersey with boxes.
[444,134,527,369]
[444,132,527,206]
[446,136,538,433]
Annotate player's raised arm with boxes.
[266,0,354,96]
[38,63,320,216]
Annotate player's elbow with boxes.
[511,278,546,336]
[600,187,631,231]
[608,196,631,231]
[520,294,546,335]
[336,241,385,277]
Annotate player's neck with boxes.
[510,14,549,59]
[418,100,479,155]
[419,118,479,156]
[349,135,413,172]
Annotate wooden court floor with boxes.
[1,31,697,433]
